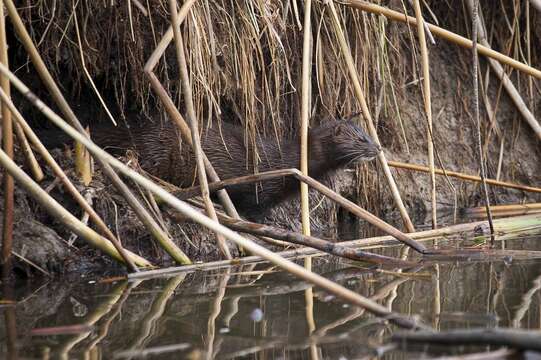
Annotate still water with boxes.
[2,233,541,359]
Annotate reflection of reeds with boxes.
[124,275,186,352]
[84,281,142,356]
[57,282,128,358]
[0,77,421,329]
[206,269,231,359]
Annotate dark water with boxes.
[2,233,541,358]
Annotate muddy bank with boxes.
[2,1,540,275]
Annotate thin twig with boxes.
[412,0,437,229]
[470,0,495,244]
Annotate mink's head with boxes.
[327,120,381,164]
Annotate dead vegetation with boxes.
[0,0,539,275]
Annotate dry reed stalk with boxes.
[12,121,44,181]
[145,73,240,219]
[172,168,427,253]
[342,0,541,80]
[0,0,13,280]
[144,0,197,72]
[0,147,151,267]
[327,0,416,233]
[387,161,541,193]
[131,0,148,16]
[168,0,231,259]
[466,0,541,140]
[74,127,93,186]
[470,0,495,244]
[6,67,424,330]
[300,0,313,238]
[0,87,143,272]
[412,0,436,229]
[466,203,541,218]
[3,0,182,263]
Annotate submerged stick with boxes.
[167,0,231,259]
[5,67,424,330]
[327,0,416,233]
[173,168,427,253]
[392,328,541,351]
[0,0,13,280]
[216,215,416,267]
[342,0,541,81]
[412,0,437,229]
[3,0,184,264]
[388,161,541,193]
[0,87,142,271]
[168,207,414,266]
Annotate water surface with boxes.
[2,233,541,359]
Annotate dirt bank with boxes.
[2,0,539,275]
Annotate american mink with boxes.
[52,118,380,214]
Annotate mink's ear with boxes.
[333,122,344,137]
[344,112,362,121]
